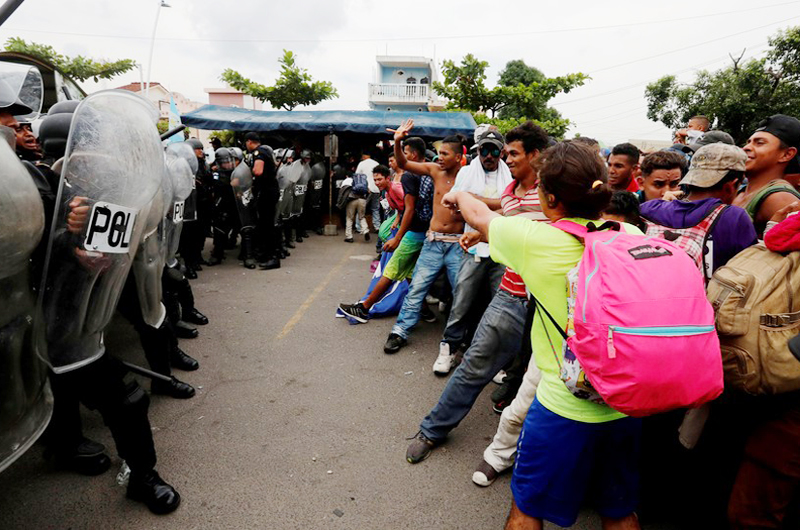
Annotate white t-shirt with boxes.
[355,158,380,194]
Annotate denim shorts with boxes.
[511,397,642,527]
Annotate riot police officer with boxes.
[244,132,280,270]
[208,147,237,266]
[30,91,181,514]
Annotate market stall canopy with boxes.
[181,105,477,138]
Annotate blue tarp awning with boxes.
[180,105,477,138]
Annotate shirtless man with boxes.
[732,114,800,237]
[383,119,465,354]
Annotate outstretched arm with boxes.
[390,119,436,176]
[441,191,500,241]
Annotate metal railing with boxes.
[368,83,429,102]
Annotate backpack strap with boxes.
[698,204,729,281]
[552,219,620,240]
[745,180,800,219]
[531,296,568,341]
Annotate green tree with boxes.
[209,129,236,146]
[432,54,587,138]
[645,26,800,144]
[4,37,135,82]
[221,50,338,111]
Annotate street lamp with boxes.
[145,0,170,99]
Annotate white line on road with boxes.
[276,250,353,340]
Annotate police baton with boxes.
[0,0,25,27]
[119,360,174,382]
[160,125,186,141]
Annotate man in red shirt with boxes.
[405,122,549,466]
[608,142,641,193]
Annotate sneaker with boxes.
[338,302,370,324]
[344,237,354,243]
[492,370,507,385]
[432,342,455,375]
[364,232,371,241]
[406,431,437,464]
[425,295,440,305]
[420,305,437,323]
[384,333,407,354]
[492,400,510,414]
[472,460,500,487]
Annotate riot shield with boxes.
[165,142,198,222]
[132,177,168,328]
[0,62,44,121]
[35,90,163,373]
[307,161,326,209]
[277,160,301,221]
[163,150,194,268]
[290,162,311,217]
[230,162,256,229]
[0,139,53,472]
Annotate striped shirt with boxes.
[499,180,549,297]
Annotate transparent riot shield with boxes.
[0,139,53,472]
[0,62,44,121]
[277,160,301,221]
[165,142,198,222]
[290,162,311,217]
[35,90,163,373]
[162,150,194,268]
[230,162,255,230]
[132,178,168,328]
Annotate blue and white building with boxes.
[368,56,446,112]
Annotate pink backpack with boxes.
[536,220,723,417]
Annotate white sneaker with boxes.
[492,370,507,384]
[433,342,455,375]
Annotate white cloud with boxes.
[1,0,798,144]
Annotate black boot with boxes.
[151,377,195,399]
[127,469,181,514]
[173,321,198,339]
[49,437,112,476]
[170,348,199,371]
[183,308,208,326]
[258,258,281,270]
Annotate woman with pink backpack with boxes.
[443,140,722,530]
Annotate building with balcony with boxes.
[204,86,263,110]
[368,56,446,112]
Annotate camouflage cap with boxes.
[681,143,747,188]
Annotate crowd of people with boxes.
[4,70,800,527]
[333,116,800,529]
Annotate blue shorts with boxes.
[511,397,642,527]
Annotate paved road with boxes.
[0,234,674,529]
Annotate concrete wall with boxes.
[379,65,431,84]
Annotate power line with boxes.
[1,1,799,44]
[555,41,770,106]
[587,15,798,75]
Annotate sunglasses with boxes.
[480,146,501,158]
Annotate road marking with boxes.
[276,251,351,340]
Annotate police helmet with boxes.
[214,147,234,170]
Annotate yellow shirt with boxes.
[489,216,641,423]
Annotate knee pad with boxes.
[121,381,150,414]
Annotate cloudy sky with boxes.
[2,0,799,144]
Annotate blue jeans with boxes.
[420,289,528,442]
[442,254,506,350]
[367,192,382,232]
[391,238,463,339]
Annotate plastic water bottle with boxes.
[115,460,131,486]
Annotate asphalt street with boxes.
[0,233,677,530]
